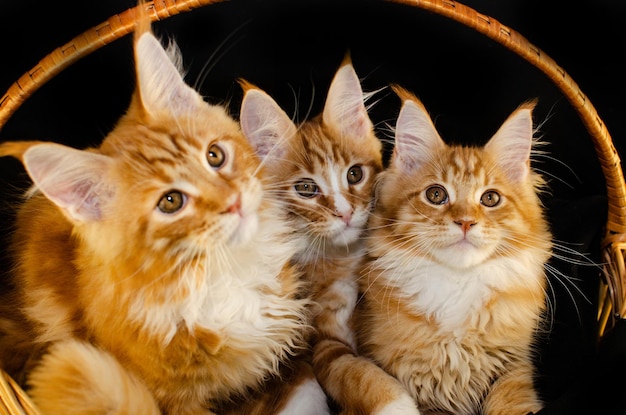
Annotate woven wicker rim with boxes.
[0,1,624,414]
[1,369,40,415]
[0,0,623,336]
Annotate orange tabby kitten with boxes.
[238,57,388,412]
[0,13,328,415]
[354,86,552,415]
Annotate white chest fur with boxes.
[374,251,545,335]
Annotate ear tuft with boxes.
[134,31,204,117]
[392,88,445,173]
[322,60,373,140]
[485,102,536,182]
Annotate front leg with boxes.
[483,364,542,415]
[313,338,420,415]
[221,358,330,415]
[27,339,161,415]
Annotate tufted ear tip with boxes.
[134,28,204,119]
[485,103,535,183]
[238,78,258,93]
[392,95,444,173]
[322,59,373,139]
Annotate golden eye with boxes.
[294,179,319,198]
[347,165,364,184]
[207,143,226,168]
[481,190,501,207]
[425,185,448,205]
[157,191,186,214]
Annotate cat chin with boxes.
[323,212,368,246]
[227,213,259,246]
[435,243,492,269]
[328,226,362,247]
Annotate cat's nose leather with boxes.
[454,219,476,233]
[223,194,242,216]
[335,209,353,225]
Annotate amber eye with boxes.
[294,179,319,198]
[157,191,186,214]
[347,165,364,184]
[425,185,448,205]
[207,143,226,168]
[481,190,501,207]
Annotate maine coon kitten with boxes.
[0,14,328,415]
[355,85,552,415]
[238,57,394,412]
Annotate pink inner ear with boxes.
[322,63,372,139]
[485,107,533,183]
[342,102,371,139]
[240,89,295,159]
[136,33,202,118]
[53,178,105,221]
[393,99,444,173]
[23,143,112,222]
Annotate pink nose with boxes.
[336,209,353,225]
[454,219,476,233]
[224,194,242,215]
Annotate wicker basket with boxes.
[0,0,624,413]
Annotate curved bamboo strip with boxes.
[0,0,222,131]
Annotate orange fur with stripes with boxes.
[353,86,552,415]
[0,12,319,415]
[239,57,385,413]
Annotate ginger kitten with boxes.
[239,56,386,412]
[355,86,552,415]
[0,12,327,415]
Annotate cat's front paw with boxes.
[277,376,331,415]
[373,394,420,415]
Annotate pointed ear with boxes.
[392,87,445,173]
[135,32,204,117]
[322,61,373,139]
[22,143,113,222]
[484,102,535,182]
[239,85,296,159]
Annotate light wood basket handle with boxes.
[0,0,624,334]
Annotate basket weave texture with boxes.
[0,1,624,414]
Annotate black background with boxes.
[1,1,625,413]
[1,0,625,196]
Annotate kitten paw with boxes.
[277,377,331,415]
[374,394,420,415]
[28,340,160,415]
